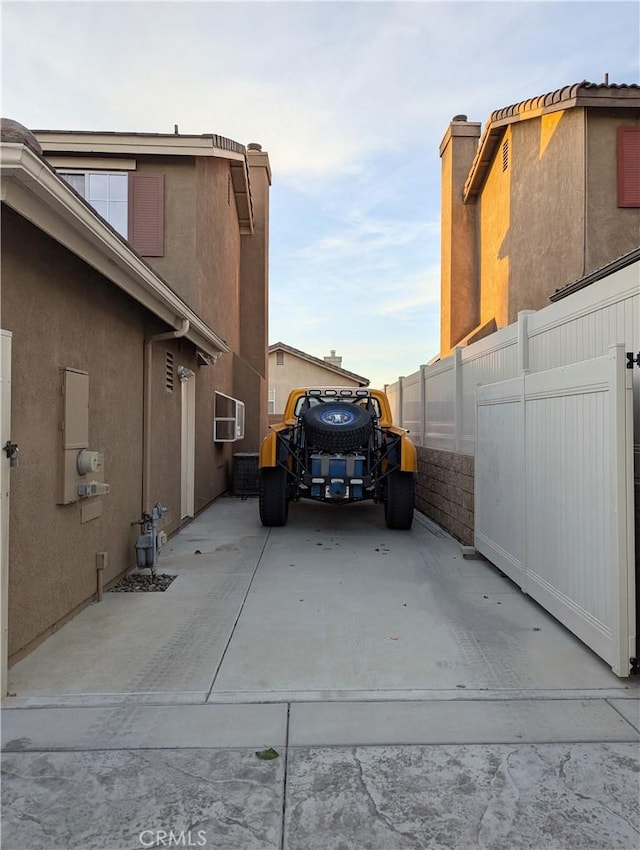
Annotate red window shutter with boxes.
[128,173,164,256]
[617,127,640,208]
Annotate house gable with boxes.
[268,342,369,416]
[440,81,640,358]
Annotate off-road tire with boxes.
[259,466,289,527]
[384,471,414,529]
[302,404,373,452]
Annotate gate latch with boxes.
[3,441,19,467]
[626,352,640,369]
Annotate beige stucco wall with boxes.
[138,151,269,478]
[268,353,362,414]
[136,155,197,306]
[237,148,271,449]
[445,104,639,357]
[195,157,242,350]
[1,205,239,660]
[44,143,268,474]
[128,154,242,513]
[439,121,481,356]
[477,110,586,328]
[507,108,586,321]
[586,109,640,271]
[2,208,147,658]
[477,125,512,331]
[2,136,272,661]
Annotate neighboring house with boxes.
[439,80,640,358]
[0,119,270,676]
[268,343,369,423]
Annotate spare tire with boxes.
[302,403,373,452]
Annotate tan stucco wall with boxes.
[506,109,586,321]
[139,152,268,471]
[268,353,362,414]
[136,155,197,305]
[238,148,271,446]
[444,105,639,357]
[586,109,640,271]
[0,207,237,659]
[477,110,586,328]
[440,121,481,356]
[2,208,147,658]
[195,157,242,350]
[477,126,512,331]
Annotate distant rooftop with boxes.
[269,342,369,386]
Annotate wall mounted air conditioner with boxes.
[213,391,245,442]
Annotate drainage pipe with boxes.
[142,318,190,514]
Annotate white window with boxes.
[268,388,276,414]
[60,171,128,238]
[213,391,245,442]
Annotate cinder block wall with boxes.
[415,447,474,545]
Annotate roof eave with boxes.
[34,130,255,234]
[1,142,230,358]
[463,83,640,203]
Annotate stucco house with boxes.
[268,342,368,423]
[0,119,270,679]
[439,80,640,358]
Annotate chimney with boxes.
[324,349,342,368]
[439,114,482,357]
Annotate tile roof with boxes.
[489,81,640,124]
[464,80,640,202]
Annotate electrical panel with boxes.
[58,368,109,505]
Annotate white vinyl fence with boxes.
[475,345,635,676]
[386,259,640,460]
[386,258,639,676]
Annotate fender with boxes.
[400,437,418,473]
[259,432,277,468]
[259,424,290,468]
[386,426,418,473]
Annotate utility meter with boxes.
[76,449,103,476]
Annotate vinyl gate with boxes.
[475,344,636,677]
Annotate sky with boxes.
[2,1,639,388]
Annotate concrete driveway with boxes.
[2,497,639,849]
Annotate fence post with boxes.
[419,364,427,447]
[453,347,463,454]
[517,310,536,375]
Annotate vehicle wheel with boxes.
[259,467,289,527]
[302,403,373,452]
[385,471,414,529]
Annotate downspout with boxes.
[142,318,190,514]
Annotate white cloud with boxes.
[2,0,638,389]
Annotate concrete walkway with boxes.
[2,497,639,849]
